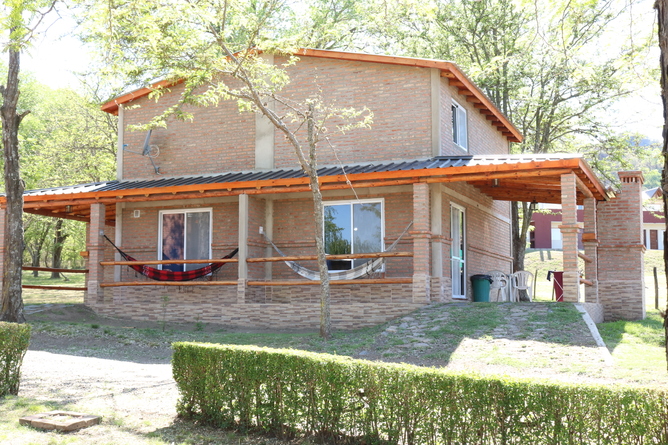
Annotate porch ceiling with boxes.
[11,154,610,224]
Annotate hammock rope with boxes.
[262,221,413,281]
[103,235,238,282]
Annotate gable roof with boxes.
[18,154,607,225]
[100,48,522,143]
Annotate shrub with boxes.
[0,322,31,397]
[172,343,668,444]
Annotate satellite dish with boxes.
[141,130,153,157]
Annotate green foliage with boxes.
[0,322,31,397]
[173,342,668,444]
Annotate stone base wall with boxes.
[597,278,645,321]
[89,282,420,330]
[579,302,604,324]
[218,302,424,331]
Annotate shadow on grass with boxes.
[147,419,307,445]
[596,312,665,351]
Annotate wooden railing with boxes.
[99,252,413,287]
[21,266,88,291]
[578,252,594,286]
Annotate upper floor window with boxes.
[159,208,212,272]
[324,199,384,271]
[452,101,468,150]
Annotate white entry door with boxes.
[451,204,466,299]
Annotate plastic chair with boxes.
[488,271,510,302]
[511,271,533,302]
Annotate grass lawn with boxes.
[21,271,85,305]
[598,311,668,380]
[526,248,668,381]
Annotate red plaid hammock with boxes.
[104,235,238,282]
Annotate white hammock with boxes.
[263,221,413,281]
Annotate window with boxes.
[452,101,468,150]
[159,208,212,272]
[323,200,383,271]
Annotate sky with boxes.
[14,2,666,143]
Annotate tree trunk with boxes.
[51,219,68,279]
[28,220,52,277]
[0,45,26,323]
[511,201,536,274]
[656,0,668,370]
[306,104,331,339]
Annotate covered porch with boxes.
[6,154,645,328]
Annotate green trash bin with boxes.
[471,274,492,302]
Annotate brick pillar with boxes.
[582,197,599,303]
[560,173,580,302]
[87,203,106,306]
[412,183,431,303]
[597,171,646,320]
[430,184,445,301]
[237,194,248,304]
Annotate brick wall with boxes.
[440,80,508,156]
[597,171,645,320]
[439,182,513,300]
[270,189,415,279]
[120,55,510,181]
[122,81,256,180]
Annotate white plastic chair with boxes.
[488,271,510,302]
[511,271,533,302]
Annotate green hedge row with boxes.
[0,322,31,397]
[172,342,668,444]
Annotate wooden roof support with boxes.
[573,173,595,199]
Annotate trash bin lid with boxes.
[471,274,492,282]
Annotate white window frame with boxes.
[158,208,213,271]
[452,100,468,151]
[451,203,466,299]
[323,198,385,271]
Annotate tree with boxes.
[23,215,51,276]
[17,84,116,275]
[0,0,59,322]
[655,0,668,369]
[361,0,648,271]
[80,0,371,339]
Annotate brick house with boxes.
[5,49,646,327]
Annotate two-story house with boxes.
[8,49,647,328]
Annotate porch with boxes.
[6,155,646,329]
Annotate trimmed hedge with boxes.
[0,322,31,397]
[173,342,668,444]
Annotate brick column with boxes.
[87,203,106,306]
[597,171,646,320]
[430,184,445,301]
[582,197,599,303]
[560,173,580,302]
[412,183,431,303]
[237,194,248,304]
